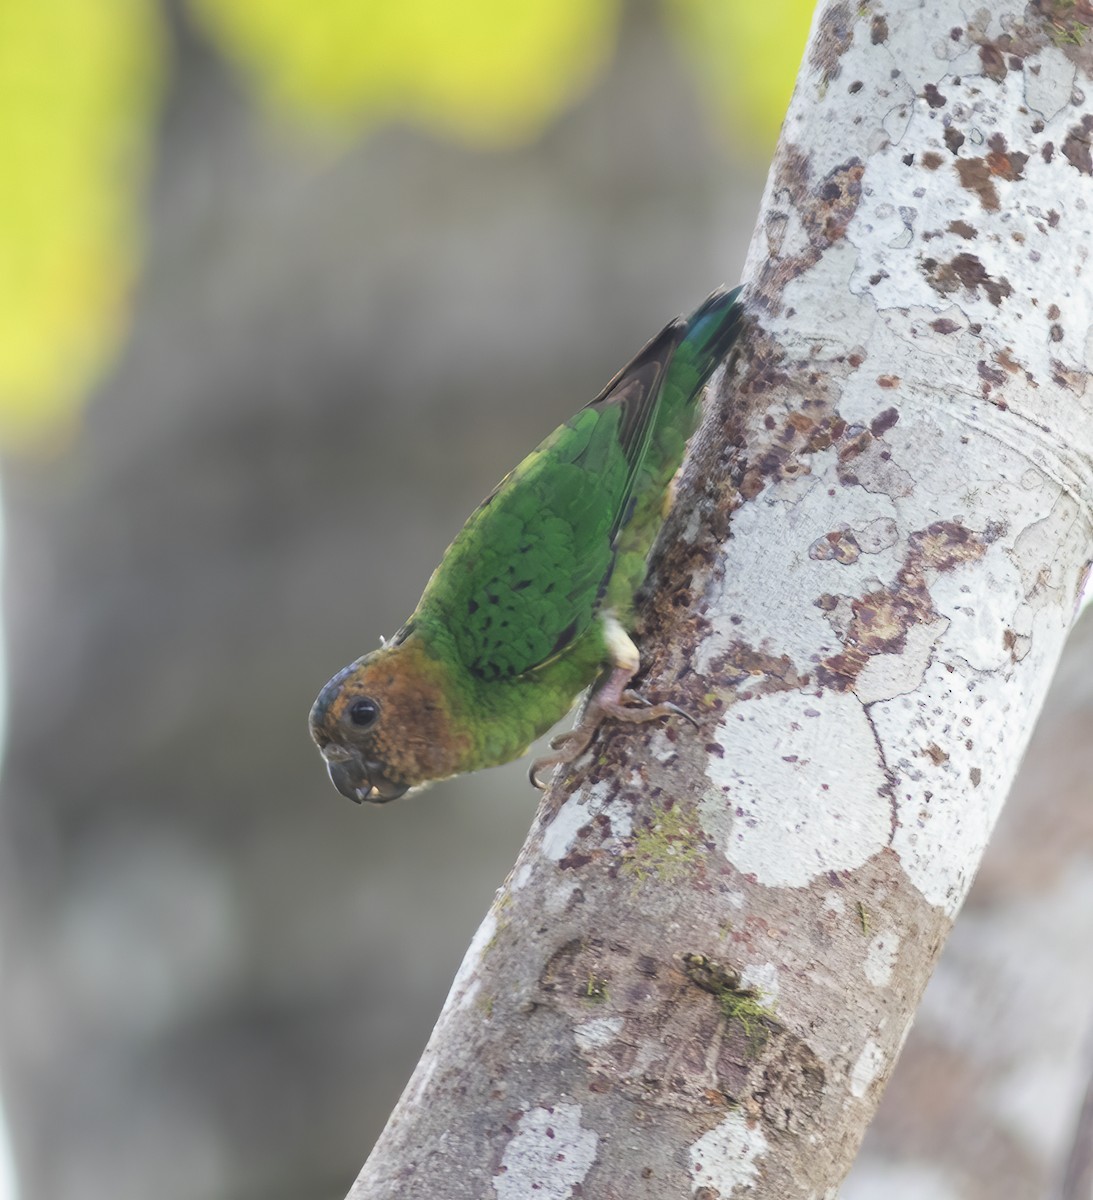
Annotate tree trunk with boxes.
[350,2,1093,1196]
[842,606,1093,1200]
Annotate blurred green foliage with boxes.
[187,0,621,145]
[0,0,813,449]
[0,0,162,450]
[669,0,815,150]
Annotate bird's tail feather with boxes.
[674,284,745,399]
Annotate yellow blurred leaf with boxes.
[188,0,620,146]
[0,0,163,450]
[666,0,815,153]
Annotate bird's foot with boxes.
[528,678,698,791]
[528,725,597,791]
[594,688,699,731]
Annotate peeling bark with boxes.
[349,3,1093,1197]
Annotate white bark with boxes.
[842,608,1093,1200]
[349,3,1093,1196]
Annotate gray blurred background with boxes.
[1,3,1090,1199]
[0,3,761,1198]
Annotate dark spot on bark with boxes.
[955,158,1000,210]
[1063,116,1093,175]
[1048,209,1060,227]
[541,934,827,1117]
[753,154,864,313]
[816,646,871,690]
[1042,141,1055,163]
[871,13,889,43]
[809,530,862,564]
[810,1,854,85]
[756,446,792,479]
[877,375,900,389]
[902,153,915,166]
[838,426,871,463]
[707,643,807,699]
[849,79,864,94]
[1051,323,1064,342]
[737,470,763,501]
[818,160,865,241]
[559,850,594,871]
[979,44,1007,81]
[944,125,965,154]
[871,407,899,436]
[1052,358,1086,389]
[993,348,1021,376]
[923,252,1013,307]
[1047,303,1061,320]
[921,151,943,170]
[970,767,982,787]
[923,83,946,107]
[817,521,1002,690]
[923,743,949,765]
[931,318,960,334]
[948,219,977,239]
[977,360,1007,387]
[986,133,1028,180]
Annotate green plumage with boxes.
[417,287,741,675]
[309,287,744,801]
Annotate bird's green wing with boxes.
[411,318,687,681]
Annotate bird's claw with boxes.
[528,691,699,792]
[528,759,551,791]
[529,728,597,790]
[610,689,700,731]
[662,699,700,730]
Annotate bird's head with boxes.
[308,637,467,804]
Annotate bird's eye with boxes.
[348,697,380,729]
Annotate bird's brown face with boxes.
[308,655,409,802]
[308,640,468,804]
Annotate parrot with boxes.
[309,286,744,803]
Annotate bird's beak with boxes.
[324,751,409,804]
